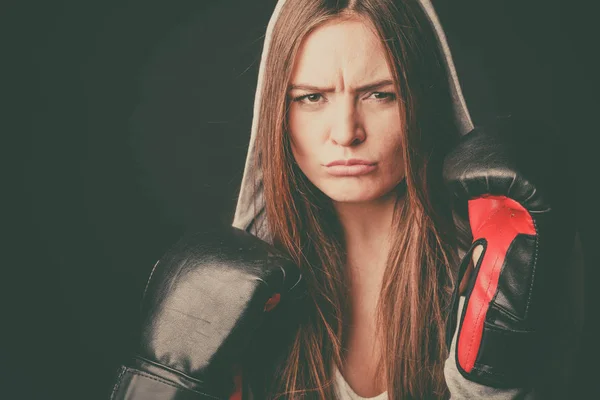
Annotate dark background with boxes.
[5,0,598,399]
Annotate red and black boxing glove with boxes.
[443,118,576,388]
[109,227,306,399]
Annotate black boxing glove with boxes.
[109,227,306,399]
[443,118,575,388]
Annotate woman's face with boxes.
[287,17,405,204]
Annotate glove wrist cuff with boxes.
[109,358,225,400]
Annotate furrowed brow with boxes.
[288,79,394,93]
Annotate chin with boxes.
[319,183,395,204]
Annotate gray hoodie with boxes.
[231,1,584,398]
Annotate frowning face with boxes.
[287,16,405,204]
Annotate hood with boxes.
[232,0,474,241]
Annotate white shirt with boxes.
[334,367,389,400]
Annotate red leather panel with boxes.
[458,195,536,372]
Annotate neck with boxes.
[333,190,403,280]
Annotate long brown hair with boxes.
[254,0,465,398]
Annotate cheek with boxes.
[366,111,405,188]
[365,109,404,155]
[288,110,323,164]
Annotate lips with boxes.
[325,159,374,167]
[324,159,377,176]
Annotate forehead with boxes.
[290,17,392,88]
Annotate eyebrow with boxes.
[288,79,394,93]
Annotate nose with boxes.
[329,97,365,147]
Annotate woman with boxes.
[232,0,582,399]
[235,0,463,398]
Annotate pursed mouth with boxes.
[325,158,376,167]
[325,163,377,177]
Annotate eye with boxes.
[367,91,397,102]
[293,93,324,104]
